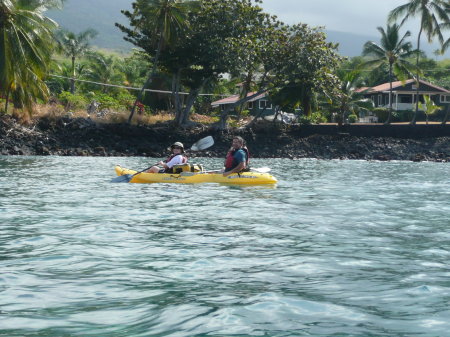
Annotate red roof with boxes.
[370,79,415,92]
[354,86,369,93]
[211,92,267,106]
[365,79,450,93]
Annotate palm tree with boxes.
[56,28,98,94]
[85,52,124,93]
[0,0,60,114]
[119,51,151,88]
[118,0,197,123]
[418,95,441,124]
[362,24,417,124]
[389,0,450,124]
[334,71,374,126]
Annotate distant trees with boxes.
[85,52,124,93]
[2,0,448,127]
[56,28,98,94]
[116,0,198,123]
[362,24,417,124]
[118,0,342,128]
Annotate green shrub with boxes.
[373,108,389,123]
[116,92,136,110]
[298,115,311,125]
[240,109,250,117]
[348,114,358,123]
[58,91,88,110]
[311,112,327,124]
[94,93,122,111]
[397,110,415,122]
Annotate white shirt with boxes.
[166,154,185,168]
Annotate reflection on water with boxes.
[0,156,449,336]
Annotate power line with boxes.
[340,68,450,73]
[48,74,231,97]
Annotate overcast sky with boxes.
[260,0,418,36]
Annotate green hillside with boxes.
[46,0,381,56]
[46,0,133,51]
[46,0,442,57]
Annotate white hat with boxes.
[167,142,185,152]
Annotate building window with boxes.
[259,100,272,109]
[247,101,254,109]
[440,95,450,103]
[378,95,382,106]
[400,95,412,103]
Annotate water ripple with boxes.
[0,156,449,336]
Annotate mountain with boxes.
[46,0,439,57]
[326,31,376,57]
[46,0,133,51]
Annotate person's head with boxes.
[231,136,244,150]
[169,141,185,154]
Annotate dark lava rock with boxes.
[1,115,449,162]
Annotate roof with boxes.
[364,79,450,94]
[354,86,370,93]
[211,92,267,107]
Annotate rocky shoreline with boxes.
[0,115,449,162]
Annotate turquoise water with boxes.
[0,156,449,337]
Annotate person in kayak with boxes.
[146,142,188,173]
[223,136,250,176]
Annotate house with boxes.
[359,79,450,111]
[211,92,274,117]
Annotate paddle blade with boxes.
[190,136,214,151]
[110,174,133,183]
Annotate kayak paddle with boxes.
[192,167,272,175]
[111,136,214,183]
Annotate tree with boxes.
[418,95,441,124]
[389,0,450,124]
[0,0,61,114]
[261,24,342,119]
[332,71,374,126]
[56,28,97,94]
[362,24,416,124]
[47,62,83,94]
[85,52,125,93]
[116,0,198,123]
[119,50,151,88]
[165,0,286,127]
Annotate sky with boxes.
[260,0,415,36]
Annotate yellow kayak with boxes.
[114,165,277,185]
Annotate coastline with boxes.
[1,115,449,162]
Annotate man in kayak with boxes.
[223,136,250,176]
[146,142,188,173]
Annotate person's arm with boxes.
[223,162,245,176]
[165,155,183,169]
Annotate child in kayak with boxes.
[146,142,188,173]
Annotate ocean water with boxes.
[0,156,449,337]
